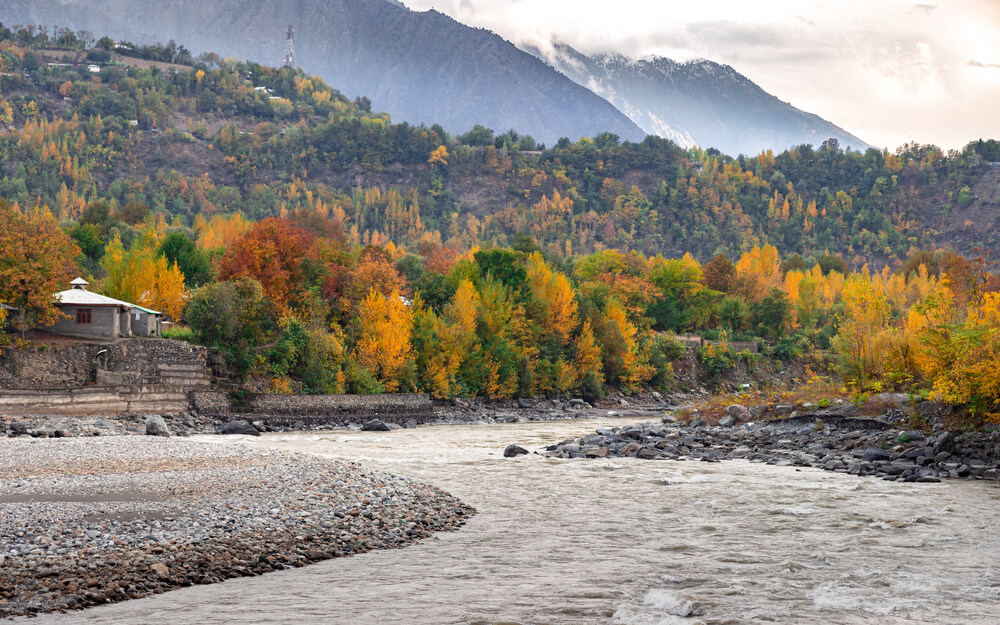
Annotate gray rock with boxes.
[503,444,529,458]
[636,447,659,459]
[218,420,261,436]
[361,419,391,431]
[144,415,170,437]
[718,415,736,427]
[32,427,55,438]
[862,447,891,462]
[10,421,30,434]
[725,404,751,421]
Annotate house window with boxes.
[76,308,92,324]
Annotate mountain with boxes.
[525,42,870,156]
[0,0,645,145]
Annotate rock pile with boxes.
[0,438,473,618]
[538,412,1000,482]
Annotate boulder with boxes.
[718,415,736,427]
[144,415,170,437]
[725,404,751,421]
[503,444,529,458]
[862,447,891,462]
[150,562,170,580]
[10,421,30,434]
[362,419,391,432]
[217,420,261,436]
[636,447,659,459]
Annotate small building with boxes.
[87,65,101,74]
[43,278,162,341]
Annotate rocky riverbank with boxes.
[0,438,473,618]
[0,393,678,439]
[534,409,1000,482]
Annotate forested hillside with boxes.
[1,27,998,421]
[0,26,997,267]
[0,0,646,145]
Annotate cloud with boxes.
[968,60,1000,68]
[912,4,937,13]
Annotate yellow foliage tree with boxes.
[526,252,579,345]
[100,228,187,320]
[735,244,782,302]
[833,274,891,387]
[354,288,414,392]
[604,298,654,392]
[428,144,448,168]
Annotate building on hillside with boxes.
[42,278,162,340]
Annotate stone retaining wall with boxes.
[0,339,210,389]
[190,391,435,425]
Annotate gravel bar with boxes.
[0,437,474,618]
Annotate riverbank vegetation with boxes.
[0,26,997,424]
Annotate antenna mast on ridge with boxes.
[283,25,295,68]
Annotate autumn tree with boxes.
[101,227,187,320]
[0,202,80,339]
[833,274,891,387]
[702,253,737,294]
[735,245,783,302]
[353,288,415,392]
[218,217,318,312]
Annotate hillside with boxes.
[526,42,871,156]
[0,26,999,412]
[0,0,645,145]
[0,25,997,267]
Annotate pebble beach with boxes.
[0,437,473,618]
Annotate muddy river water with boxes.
[27,418,1000,624]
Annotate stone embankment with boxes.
[0,393,678,439]
[0,438,473,618]
[537,410,1000,483]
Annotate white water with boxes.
[26,419,1000,624]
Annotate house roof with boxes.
[53,289,161,315]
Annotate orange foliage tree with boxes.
[0,202,80,338]
[219,217,317,312]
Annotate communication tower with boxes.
[283,25,295,68]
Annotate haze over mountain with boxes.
[0,0,645,145]
[1,0,871,153]
[526,42,871,156]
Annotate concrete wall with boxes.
[0,385,190,416]
[130,310,160,337]
[45,305,120,340]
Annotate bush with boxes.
[772,333,808,362]
[345,358,385,394]
[698,344,734,375]
[580,370,606,405]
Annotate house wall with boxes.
[131,311,160,337]
[46,305,119,340]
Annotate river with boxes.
[26,418,1000,624]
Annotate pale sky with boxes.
[403,0,1000,151]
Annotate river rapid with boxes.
[26,418,1000,625]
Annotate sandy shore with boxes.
[0,437,473,618]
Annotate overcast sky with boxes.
[403,0,1000,151]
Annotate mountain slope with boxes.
[527,42,870,156]
[0,0,645,145]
